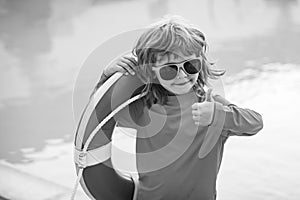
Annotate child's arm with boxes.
[197,93,263,158]
[221,105,263,136]
[212,95,263,136]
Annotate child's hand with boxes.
[103,54,137,77]
[191,88,215,126]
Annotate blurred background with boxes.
[0,0,300,199]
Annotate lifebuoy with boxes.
[73,72,146,200]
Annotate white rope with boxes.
[70,167,84,200]
[132,175,139,200]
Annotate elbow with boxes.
[224,106,264,136]
[251,113,264,135]
[258,114,264,132]
[241,112,264,136]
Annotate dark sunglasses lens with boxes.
[184,59,202,74]
[159,65,178,80]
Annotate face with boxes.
[153,51,201,95]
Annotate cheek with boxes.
[155,77,173,90]
[158,79,172,88]
[190,74,199,83]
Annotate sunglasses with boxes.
[152,57,202,81]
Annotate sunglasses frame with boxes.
[152,57,203,81]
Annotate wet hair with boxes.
[132,15,225,108]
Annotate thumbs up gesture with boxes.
[192,88,215,126]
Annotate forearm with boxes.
[212,95,263,136]
[222,105,263,136]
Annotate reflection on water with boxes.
[211,0,300,75]
[0,0,300,193]
[219,63,300,200]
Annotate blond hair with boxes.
[133,15,225,107]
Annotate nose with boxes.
[177,68,187,78]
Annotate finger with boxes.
[205,88,213,102]
[123,56,138,66]
[119,59,136,75]
[116,62,129,69]
[104,64,126,76]
[192,110,200,115]
[116,63,129,75]
[119,60,135,74]
[122,56,137,69]
[192,115,199,121]
[192,106,202,113]
[191,103,200,109]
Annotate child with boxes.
[95,15,263,200]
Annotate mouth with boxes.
[173,80,191,86]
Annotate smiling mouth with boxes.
[174,80,190,86]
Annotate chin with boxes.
[169,84,194,95]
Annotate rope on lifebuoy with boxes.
[70,73,146,199]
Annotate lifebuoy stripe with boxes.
[75,73,123,150]
[74,142,112,167]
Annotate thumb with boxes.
[205,88,214,102]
